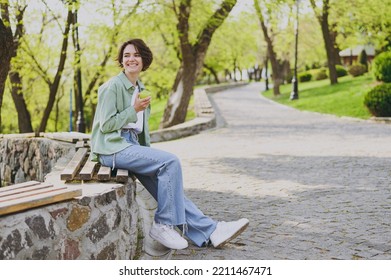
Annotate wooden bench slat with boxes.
[79,160,98,181]
[0,187,82,216]
[97,165,111,181]
[0,184,62,203]
[116,169,129,183]
[1,132,37,139]
[0,180,41,193]
[0,182,53,199]
[75,140,85,149]
[41,132,90,143]
[59,142,132,183]
[60,148,88,181]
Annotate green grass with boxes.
[148,95,195,131]
[262,74,377,119]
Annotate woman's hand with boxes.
[134,93,151,112]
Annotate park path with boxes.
[153,82,391,260]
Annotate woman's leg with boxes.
[100,144,186,226]
[136,174,217,247]
[99,131,221,248]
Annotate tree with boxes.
[71,0,85,132]
[0,1,13,132]
[160,0,237,128]
[205,10,262,84]
[36,2,73,132]
[358,49,368,71]
[1,0,33,133]
[254,0,286,96]
[340,0,391,52]
[310,0,340,85]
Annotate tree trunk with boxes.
[9,71,33,132]
[38,8,72,132]
[254,0,283,96]
[0,18,13,131]
[1,2,33,133]
[310,0,338,85]
[204,64,220,84]
[320,13,338,84]
[161,0,237,128]
[330,28,341,66]
[161,59,197,127]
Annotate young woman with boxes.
[90,38,249,250]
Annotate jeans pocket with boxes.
[121,130,139,145]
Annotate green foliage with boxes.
[206,10,262,81]
[1,0,391,134]
[314,68,328,80]
[363,83,391,117]
[348,64,367,77]
[298,72,312,82]
[372,51,391,82]
[335,65,348,77]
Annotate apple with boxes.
[139,90,152,99]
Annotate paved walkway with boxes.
[153,82,391,260]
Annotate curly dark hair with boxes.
[116,39,153,71]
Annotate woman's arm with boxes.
[98,83,138,133]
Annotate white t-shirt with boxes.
[122,86,144,133]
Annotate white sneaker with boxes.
[210,218,249,248]
[149,222,188,250]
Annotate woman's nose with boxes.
[125,55,136,61]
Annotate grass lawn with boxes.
[262,74,378,119]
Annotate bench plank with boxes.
[97,165,111,181]
[0,182,53,199]
[0,180,41,194]
[0,187,82,216]
[60,148,88,181]
[116,169,129,183]
[0,184,62,203]
[75,140,85,149]
[1,132,37,139]
[41,132,90,143]
[79,160,98,181]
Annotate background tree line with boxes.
[0,0,390,134]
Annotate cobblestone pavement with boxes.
[153,82,391,260]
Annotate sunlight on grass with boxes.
[262,74,376,119]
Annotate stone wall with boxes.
[0,137,73,187]
[0,180,140,260]
[0,137,141,260]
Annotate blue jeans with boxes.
[99,130,217,247]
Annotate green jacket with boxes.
[90,71,151,162]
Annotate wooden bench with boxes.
[0,132,131,217]
[60,140,131,183]
[0,181,82,216]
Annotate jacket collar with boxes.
[117,71,145,91]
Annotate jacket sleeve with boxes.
[98,82,137,134]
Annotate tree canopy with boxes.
[0,0,389,133]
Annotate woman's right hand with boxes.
[134,93,151,112]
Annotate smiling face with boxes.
[122,44,143,76]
